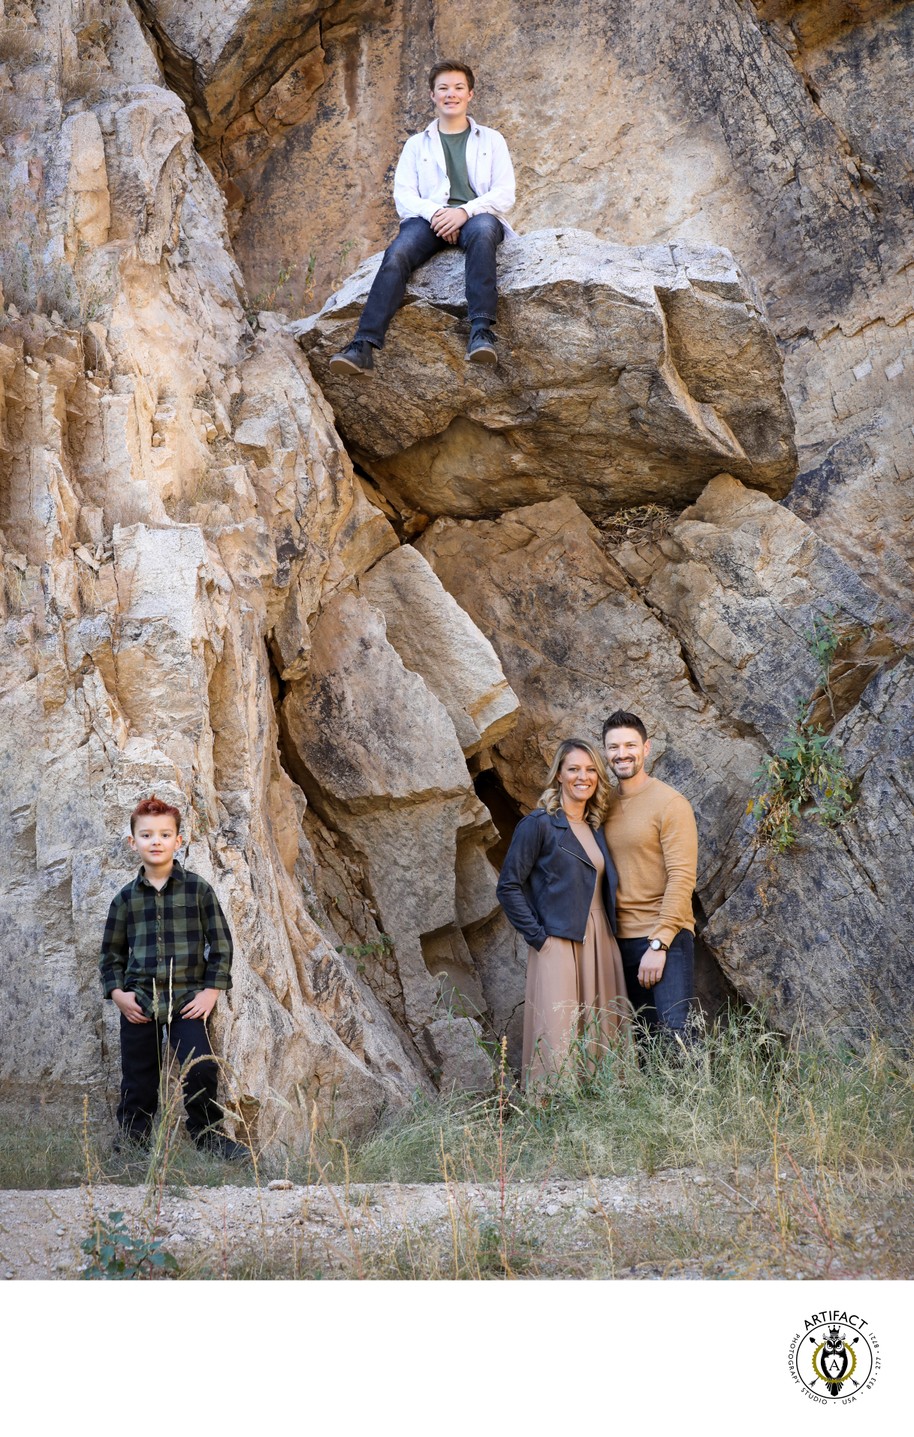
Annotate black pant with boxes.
[618,930,696,1036]
[117,1013,222,1142]
[355,213,504,347]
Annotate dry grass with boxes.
[340,1012,914,1191]
[3,1010,913,1279]
[598,502,674,549]
[0,17,45,71]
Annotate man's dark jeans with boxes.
[356,213,504,347]
[117,1012,222,1143]
[618,930,695,1037]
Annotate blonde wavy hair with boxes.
[537,738,611,828]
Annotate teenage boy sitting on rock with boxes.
[99,795,249,1162]
[327,59,515,373]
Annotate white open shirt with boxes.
[392,117,517,236]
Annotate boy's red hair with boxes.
[130,795,182,834]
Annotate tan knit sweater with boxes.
[603,776,697,946]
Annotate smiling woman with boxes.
[496,740,631,1089]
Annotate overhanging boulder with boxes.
[294,228,797,519]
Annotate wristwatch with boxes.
[648,939,669,952]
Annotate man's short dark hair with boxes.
[602,710,648,743]
[428,60,475,91]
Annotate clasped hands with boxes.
[111,987,219,1024]
[430,206,469,243]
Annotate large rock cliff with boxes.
[1,1,911,1133]
[136,0,914,600]
[0,0,514,1130]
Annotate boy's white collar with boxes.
[426,116,480,136]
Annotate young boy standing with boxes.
[328,59,515,373]
[99,795,248,1161]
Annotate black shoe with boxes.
[466,327,497,367]
[328,339,374,375]
[194,1133,252,1163]
[112,1130,150,1156]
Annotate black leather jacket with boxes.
[495,808,618,951]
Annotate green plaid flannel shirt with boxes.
[99,862,233,1023]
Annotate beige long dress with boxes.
[521,818,630,1089]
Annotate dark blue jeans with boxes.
[618,930,695,1037]
[355,213,504,347]
[117,1012,221,1142]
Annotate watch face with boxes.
[650,940,661,950]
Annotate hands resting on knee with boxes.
[430,206,468,243]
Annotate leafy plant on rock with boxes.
[748,609,855,852]
[748,705,853,852]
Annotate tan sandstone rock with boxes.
[0,5,477,1136]
[294,230,796,519]
[420,482,913,1038]
[137,2,333,142]
[151,0,911,611]
[2,0,912,1107]
[279,589,506,1077]
[358,543,518,757]
[703,655,914,1049]
[418,495,766,911]
[52,110,112,260]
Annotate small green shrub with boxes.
[80,1210,178,1280]
[805,610,841,687]
[748,703,853,852]
[749,609,856,851]
[335,935,394,960]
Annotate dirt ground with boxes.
[1,1167,907,1280]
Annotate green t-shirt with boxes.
[439,127,477,209]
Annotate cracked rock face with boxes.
[358,543,518,758]
[135,1,334,143]
[279,588,512,1081]
[703,655,914,1049]
[614,474,909,747]
[419,475,911,1042]
[178,0,911,610]
[1,0,912,1130]
[295,230,796,519]
[417,494,766,915]
[0,0,515,1132]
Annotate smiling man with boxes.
[601,710,699,1040]
[328,60,515,374]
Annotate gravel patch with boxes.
[1,1167,899,1279]
[0,1172,696,1279]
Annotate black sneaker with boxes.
[328,339,374,375]
[466,327,498,367]
[194,1133,252,1163]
